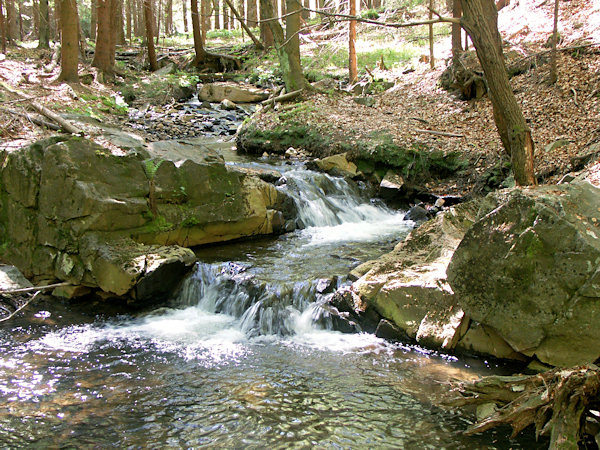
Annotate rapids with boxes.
[0,155,543,448]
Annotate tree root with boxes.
[446,366,600,448]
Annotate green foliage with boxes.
[301,44,417,76]
[70,94,128,118]
[144,159,164,179]
[277,103,316,122]
[181,216,201,228]
[136,215,174,234]
[206,28,246,40]
[361,9,380,19]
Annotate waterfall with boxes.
[172,167,410,338]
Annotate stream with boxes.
[0,148,544,448]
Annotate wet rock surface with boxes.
[126,98,254,141]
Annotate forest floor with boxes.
[0,0,599,197]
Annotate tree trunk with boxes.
[214,0,220,28]
[259,0,273,47]
[549,0,559,84]
[58,0,79,82]
[38,0,49,47]
[92,0,118,75]
[182,0,188,32]
[32,0,39,36]
[0,0,7,52]
[135,0,143,36]
[126,0,132,41]
[461,0,535,185]
[223,0,229,29]
[247,0,257,26]
[6,0,17,42]
[348,0,357,83]
[117,0,126,44]
[451,0,461,66]
[165,0,172,34]
[301,0,308,20]
[16,0,22,40]
[261,0,304,91]
[155,0,161,40]
[143,0,158,69]
[191,0,206,63]
[201,0,208,43]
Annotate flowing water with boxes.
[0,155,544,448]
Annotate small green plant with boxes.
[144,158,164,179]
[361,8,379,19]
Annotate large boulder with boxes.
[0,136,294,301]
[348,182,600,367]
[448,182,600,367]
[352,201,479,349]
[198,82,269,103]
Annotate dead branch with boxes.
[0,106,61,130]
[261,89,302,105]
[415,128,464,138]
[570,87,579,107]
[446,366,600,447]
[0,82,83,134]
[0,281,72,295]
[0,291,41,323]
[303,7,460,28]
[222,0,264,50]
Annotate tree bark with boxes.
[191,0,206,63]
[92,0,118,75]
[126,0,132,41]
[451,0,461,66]
[33,0,39,35]
[90,0,97,40]
[261,0,305,91]
[58,0,79,82]
[182,0,188,32]
[143,0,158,69]
[0,0,6,52]
[348,0,357,83]
[247,0,257,26]
[301,0,309,19]
[223,0,229,29]
[155,0,161,40]
[214,0,220,28]
[461,0,535,185]
[259,0,273,47]
[38,0,49,46]
[117,0,126,44]
[6,0,17,42]
[165,0,173,33]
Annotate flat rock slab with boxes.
[198,82,270,103]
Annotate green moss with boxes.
[355,133,468,179]
[181,216,201,228]
[240,122,335,155]
[134,215,174,234]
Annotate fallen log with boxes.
[415,128,464,138]
[0,106,61,130]
[0,82,83,135]
[260,89,302,106]
[446,365,600,448]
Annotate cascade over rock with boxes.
[0,136,294,300]
[350,182,600,366]
[351,201,478,350]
